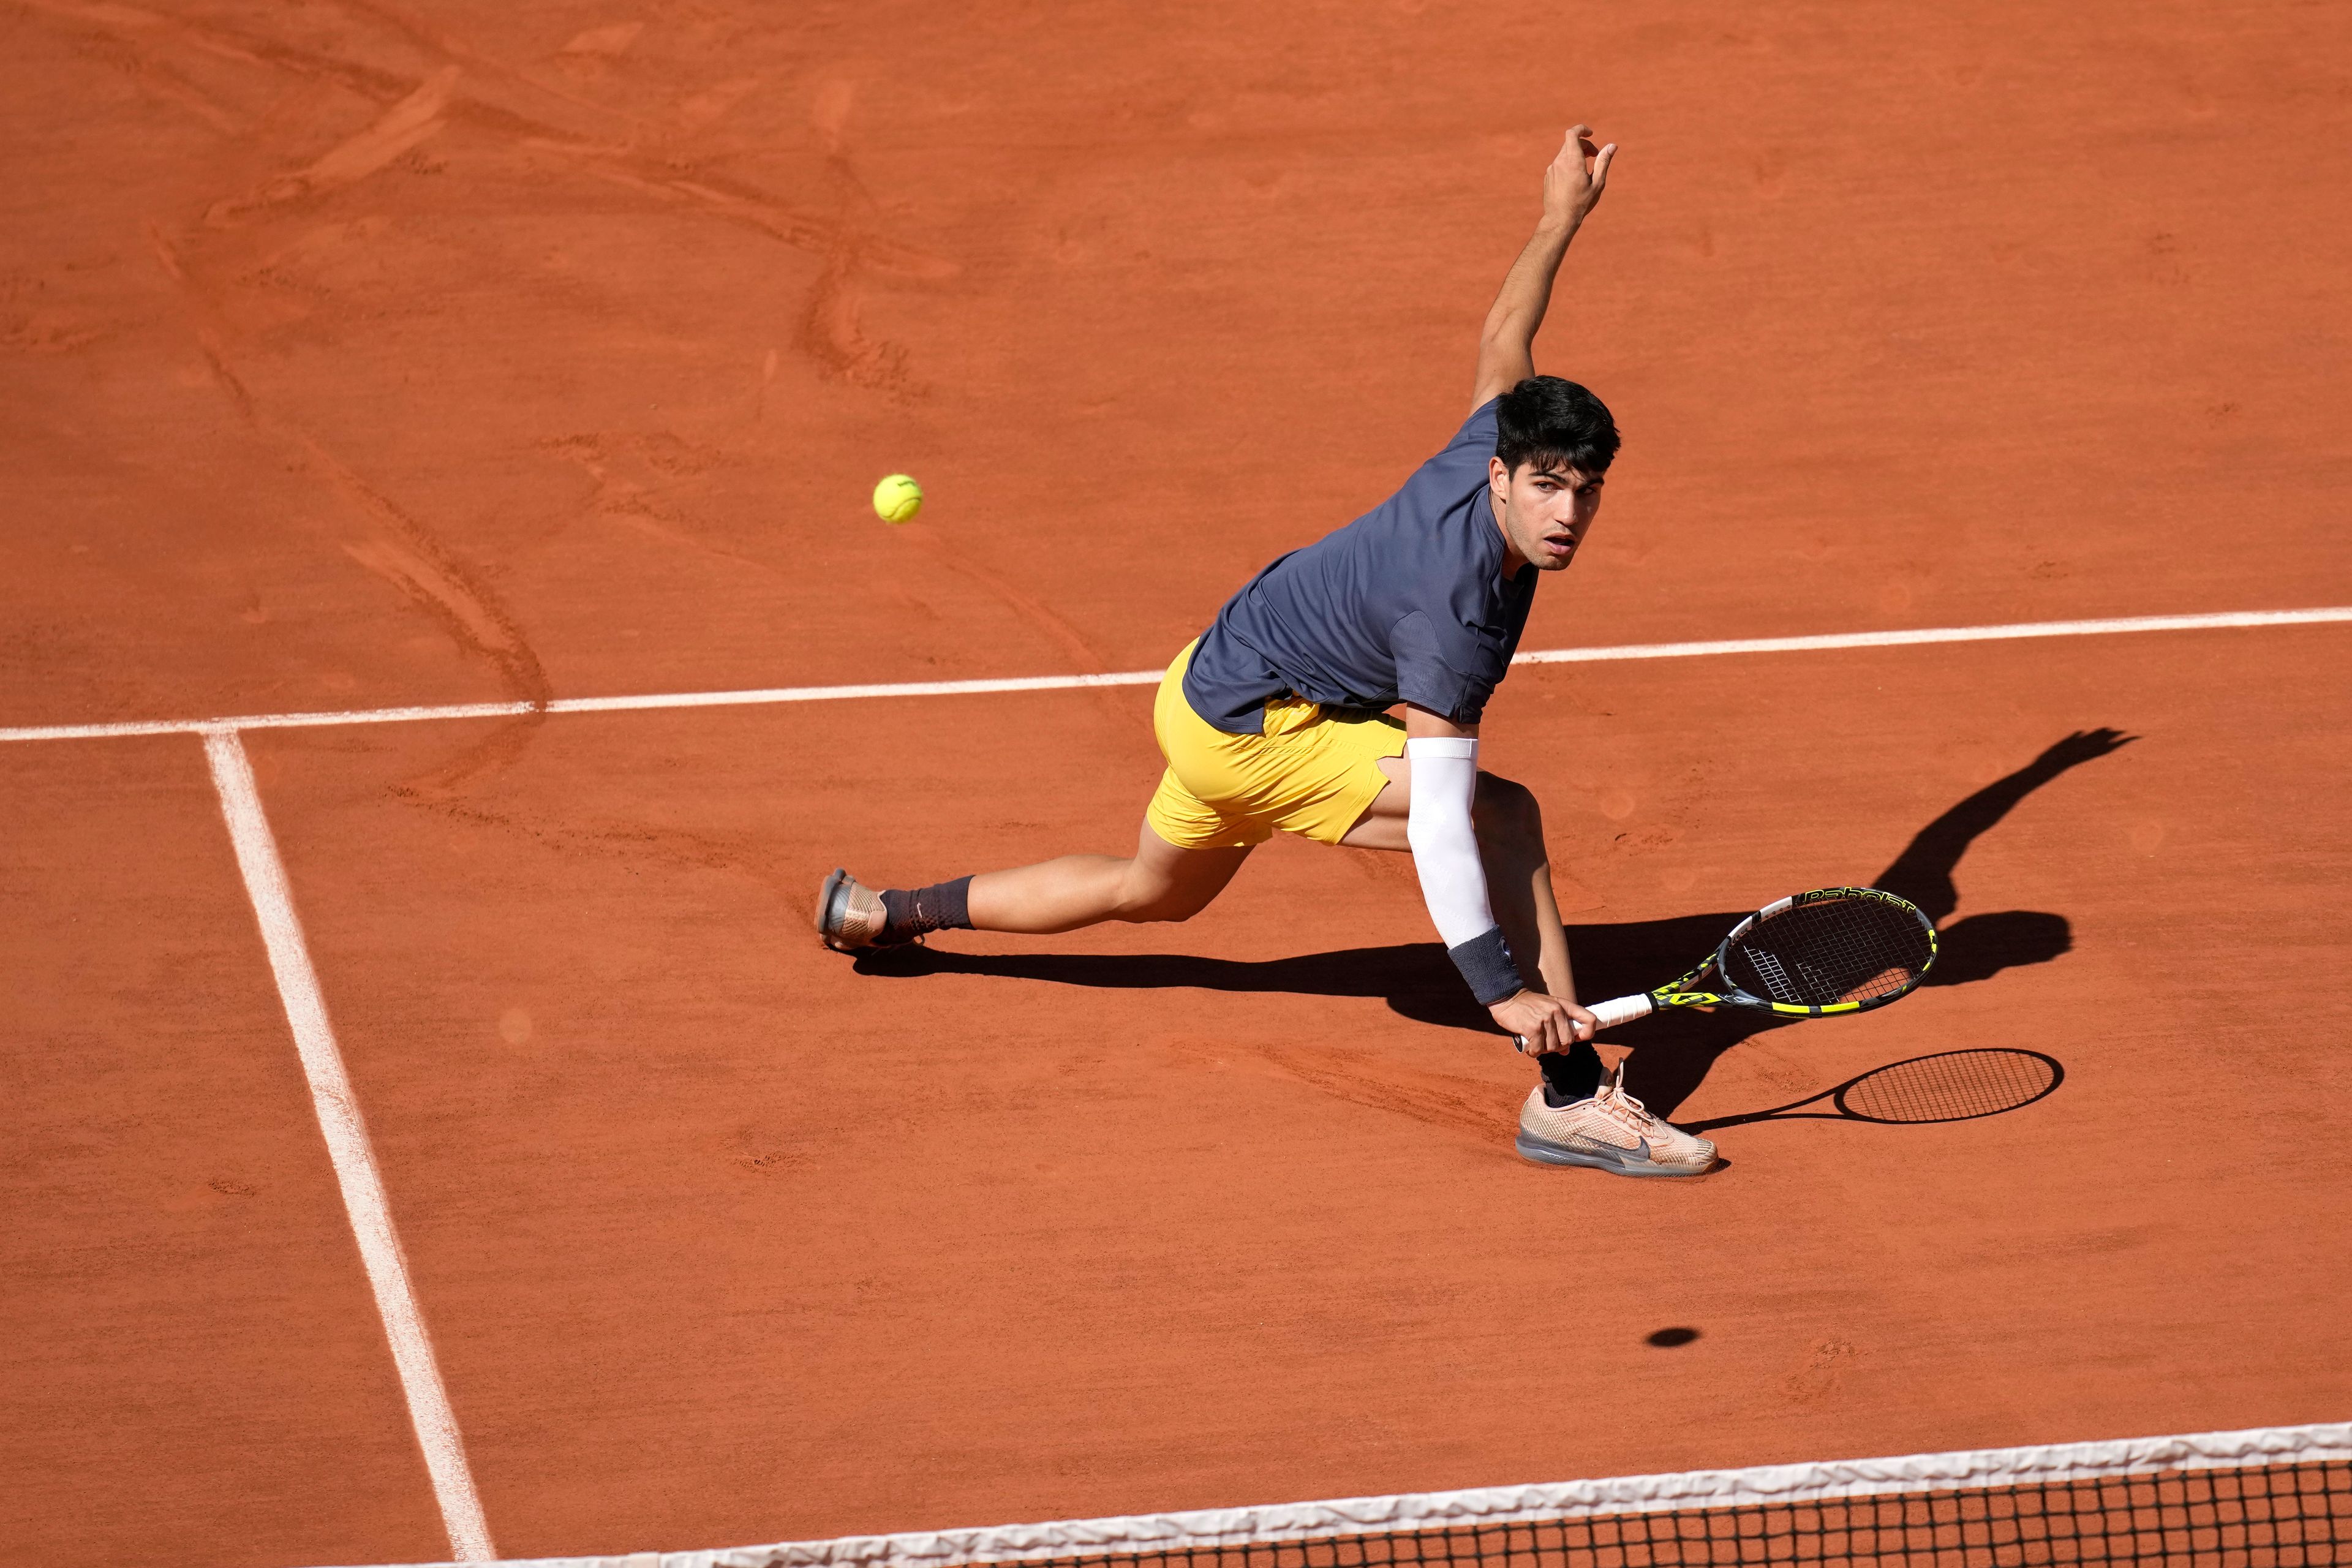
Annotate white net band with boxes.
[348,1420,2352,1568]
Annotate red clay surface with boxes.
[4,1,2350,1565]
[0,739,447,1566]
[232,635,2352,1564]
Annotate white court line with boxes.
[5,606,2349,745]
[1507,605,2352,665]
[202,729,497,1564]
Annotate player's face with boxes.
[1490,456,1604,572]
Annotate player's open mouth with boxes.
[1542,538,1575,557]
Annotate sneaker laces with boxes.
[1594,1071,1660,1135]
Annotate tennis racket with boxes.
[1682,1049,2062,1131]
[1519,886,1937,1050]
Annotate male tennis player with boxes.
[819,127,1715,1177]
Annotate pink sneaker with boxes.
[1516,1069,1717,1177]
[815,868,905,952]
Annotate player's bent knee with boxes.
[1111,874,1213,924]
[1476,774,1544,843]
[1115,892,1207,924]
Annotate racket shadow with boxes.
[1677,1048,2066,1134]
[1597,727,2131,1115]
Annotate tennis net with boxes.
[435,1422,2350,1568]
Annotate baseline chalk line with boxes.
[9,606,2349,744]
[1509,606,2352,665]
[202,728,497,1564]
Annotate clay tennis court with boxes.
[4,2,2350,1566]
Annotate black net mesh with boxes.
[1725,892,1936,1008]
[959,1462,2351,1568]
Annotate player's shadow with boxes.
[856,728,2134,1118]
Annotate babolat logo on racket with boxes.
[1518,886,1938,1049]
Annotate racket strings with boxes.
[1728,894,1932,1007]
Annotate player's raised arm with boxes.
[1470,126,1615,412]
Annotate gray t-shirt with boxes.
[1183,399,1536,735]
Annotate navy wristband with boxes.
[1446,925,1523,1008]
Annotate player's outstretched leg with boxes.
[816,822,1252,951]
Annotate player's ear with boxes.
[1488,454,1510,501]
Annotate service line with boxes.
[4,606,2352,747]
[202,728,496,1564]
[4,606,2348,746]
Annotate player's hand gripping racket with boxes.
[1518,886,1937,1052]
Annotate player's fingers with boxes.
[1591,143,1616,186]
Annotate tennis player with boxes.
[820,127,1715,1177]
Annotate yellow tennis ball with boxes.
[872,473,923,524]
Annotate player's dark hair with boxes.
[1494,375,1619,475]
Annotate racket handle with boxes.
[1587,993,1656,1030]
[1510,992,1656,1051]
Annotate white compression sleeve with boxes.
[1404,737,1522,1005]
[1403,736,1493,946]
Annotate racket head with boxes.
[1831,1048,2063,1124]
[1705,886,1937,1017]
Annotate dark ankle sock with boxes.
[915,876,973,932]
[880,876,974,943]
[1539,1040,1605,1107]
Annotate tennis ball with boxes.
[872,473,924,524]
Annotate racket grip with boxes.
[1586,993,1655,1030]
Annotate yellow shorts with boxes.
[1144,640,1408,850]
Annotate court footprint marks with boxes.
[1168,1039,1517,1152]
[144,219,553,793]
[538,431,786,579]
[796,80,955,394]
[203,66,461,228]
